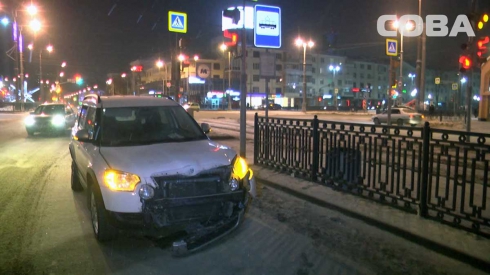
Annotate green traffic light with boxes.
[402,89,407,93]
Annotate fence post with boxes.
[311,115,319,181]
[254,113,259,165]
[419,121,430,217]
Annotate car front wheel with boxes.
[373,118,380,125]
[89,184,118,242]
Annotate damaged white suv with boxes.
[69,94,255,254]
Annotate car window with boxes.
[66,106,74,115]
[85,107,97,139]
[391,109,401,114]
[100,106,206,146]
[77,106,89,130]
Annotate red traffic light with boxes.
[224,30,238,47]
[459,55,472,70]
[477,36,489,58]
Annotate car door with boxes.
[74,106,97,183]
[390,109,402,122]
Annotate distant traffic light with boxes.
[477,36,490,63]
[477,13,489,30]
[75,75,83,85]
[459,55,472,72]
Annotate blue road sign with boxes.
[254,5,281,48]
[168,11,187,33]
[386,39,398,56]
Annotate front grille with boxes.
[153,166,232,199]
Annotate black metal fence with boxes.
[254,114,490,237]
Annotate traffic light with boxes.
[318,97,322,102]
[223,8,240,24]
[224,30,238,47]
[459,55,472,73]
[477,36,490,64]
[477,13,489,30]
[75,75,83,85]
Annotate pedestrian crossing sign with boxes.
[168,11,187,33]
[386,39,398,56]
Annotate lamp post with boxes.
[393,20,415,105]
[329,64,341,108]
[29,44,53,102]
[408,73,415,102]
[295,37,314,113]
[220,44,232,110]
[5,3,42,109]
[192,55,199,103]
[156,60,167,96]
[220,44,228,109]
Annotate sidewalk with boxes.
[212,131,490,271]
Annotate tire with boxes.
[397,119,404,126]
[71,161,83,192]
[89,183,118,242]
[373,118,380,125]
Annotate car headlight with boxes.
[229,156,253,191]
[24,116,35,126]
[104,170,141,192]
[138,184,155,200]
[51,115,65,126]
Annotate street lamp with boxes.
[220,43,232,110]
[27,4,38,16]
[29,18,41,32]
[61,61,66,68]
[295,37,314,112]
[392,20,415,103]
[156,59,167,96]
[329,64,341,108]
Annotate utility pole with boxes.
[228,51,232,110]
[415,0,422,111]
[387,58,393,125]
[39,50,43,102]
[420,24,427,110]
[240,0,247,157]
[466,0,478,133]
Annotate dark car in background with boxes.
[24,103,77,136]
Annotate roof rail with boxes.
[83,94,101,104]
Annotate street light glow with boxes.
[461,77,467,84]
[28,43,33,50]
[1,17,9,26]
[29,19,41,32]
[178,54,185,62]
[59,72,64,77]
[307,41,314,47]
[61,61,66,67]
[156,60,164,68]
[220,43,227,51]
[106,79,112,85]
[27,4,38,16]
[121,73,127,78]
[194,55,199,61]
[295,38,303,47]
[46,45,53,52]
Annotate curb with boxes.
[254,174,490,273]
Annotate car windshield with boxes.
[100,106,207,146]
[33,105,65,115]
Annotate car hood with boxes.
[99,139,237,178]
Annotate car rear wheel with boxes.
[373,118,380,125]
[397,119,404,126]
[71,161,83,191]
[89,183,118,242]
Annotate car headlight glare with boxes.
[51,115,65,126]
[104,170,141,192]
[138,184,155,200]
[233,156,249,180]
[24,116,35,126]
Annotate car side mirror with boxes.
[74,129,90,142]
[201,123,211,134]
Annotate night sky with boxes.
[1,0,490,87]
